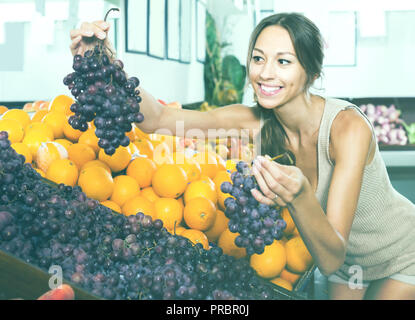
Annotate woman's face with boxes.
[249,25,308,109]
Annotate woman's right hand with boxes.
[69,20,113,57]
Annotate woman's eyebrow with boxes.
[253,48,296,57]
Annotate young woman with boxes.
[70,13,415,300]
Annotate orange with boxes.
[213,170,233,210]
[133,137,154,158]
[281,207,295,236]
[285,236,313,274]
[11,142,32,164]
[67,143,96,169]
[152,164,187,198]
[192,151,219,179]
[80,159,111,174]
[204,209,229,242]
[270,277,293,291]
[0,119,25,143]
[98,146,132,173]
[225,159,238,172]
[292,227,300,237]
[126,157,157,188]
[78,129,100,154]
[184,179,217,205]
[36,141,68,172]
[110,175,141,207]
[184,197,216,231]
[122,196,155,218]
[22,130,52,158]
[215,154,227,171]
[154,198,183,230]
[46,159,79,187]
[170,226,187,236]
[2,109,31,128]
[41,111,67,139]
[172,152,202,183]
[140,187,160,203]
[101,200,122,213]
[250,240,286,279]
[54,139,73,152]
[48,94,74,115]
[127,142,139,156]
[181,229,209,250]
[134,126,150,140]
[151,141,172,166]
[78,166,114,201]
[177,196,184,208]
[63,117,83,142]
[0,105,8,115]
[25,122,54,140]
[217,228,246,259]
[34,168,46,178]
[31,110,49,123]
[279,268,301,285]
[200,175,216,190]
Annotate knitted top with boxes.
[315,97,415,281]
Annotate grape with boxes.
[63,43,145,155]
[221,161,287,256]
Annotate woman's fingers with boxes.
[251,165,287,207]
[255,160,292,202]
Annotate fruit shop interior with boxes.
[0,0,414,301]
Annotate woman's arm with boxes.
[251,108,374,276]
[70,21,261,139]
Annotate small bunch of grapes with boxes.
[63,44,144,155]
[221,161,287,256]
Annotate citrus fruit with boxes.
[226,159,238,172]
[36,141,68,172]
[25,122,54,140]
[78,129,100,154]
[133,137,154,158]
[98,146,132,173]
[101,200,122,213]
[41,111,67,139]
[285,236,313,274]
[192,151,219,179]
[22,130,52,158]
[11,142,33,163]
[126,157,157,188]
[48,94,74,115]
[34,168,46,178]
[172,152,202,183]
[122,196,155,218]
[170,226,187,236]
[204,209,229,242]
[54,139,73,152]
[279,268,301,285]
[140,187,160,203]
[281,207,295,236]
[46,159,79,187]
[80,159,111,174]
[250,240,286,279]
[0,105,8,115]
[270,277,293,291]
[78,166,114,201]
[0,119,25,143]
[183,197,216,231]
[181,229,209,250]
[152,164,187,198]
[110,175,141,207]
[154,198,183,230]
[31,110,49,123]
[217,228,246,259]
[67,143,96,169]
[184,179,217,204]
[2,109,31,128]
[151,141,172,166]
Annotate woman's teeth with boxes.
[259,84,283,96]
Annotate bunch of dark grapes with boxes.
[220,161,287,256]
[63,44,144,155]
[0,131,281,300]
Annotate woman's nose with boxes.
[259,62,277,80]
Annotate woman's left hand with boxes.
[250,155,309,207]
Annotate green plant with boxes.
[402,121,415,144]
[204,11,246,107]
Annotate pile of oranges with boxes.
[0,95,313,293]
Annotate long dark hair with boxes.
[248,13,324,163]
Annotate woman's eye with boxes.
[278,59,290,65]
[252,56,263,62]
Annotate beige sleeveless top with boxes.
[316,97,415,281]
